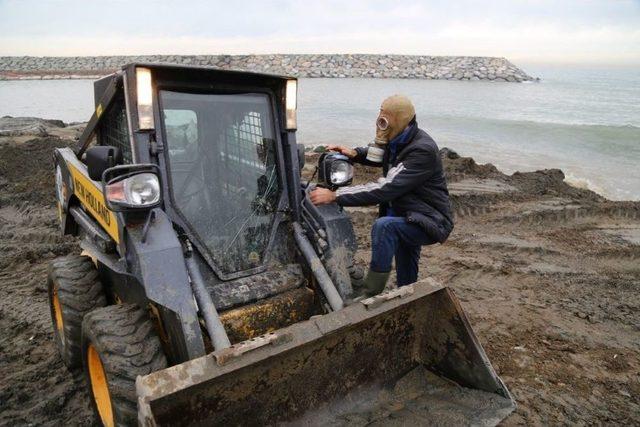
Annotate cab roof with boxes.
[123,62,295,82]
[94,63,295,107]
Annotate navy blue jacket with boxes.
[336,123,454,242]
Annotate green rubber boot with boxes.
[363,270,391,297]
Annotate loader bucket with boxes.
[137,279,516,426]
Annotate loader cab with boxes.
[123,64,298,281]
[76,64,302,277]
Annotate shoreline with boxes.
[0,116,631,203]
[0,54,536,82]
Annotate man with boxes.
[310,95,453,297]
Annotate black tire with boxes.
[48,254,107,369]
[81,304,168,426]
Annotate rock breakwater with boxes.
[0,54,535,82]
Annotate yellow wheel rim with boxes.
[52,286,64,335]
[88,344,114,427]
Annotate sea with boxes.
[1,65,638,201]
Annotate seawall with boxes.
[0,54,535,82]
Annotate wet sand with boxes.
[0,118,638,425]
[288,366,515,426]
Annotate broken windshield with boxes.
[160,90,281,275]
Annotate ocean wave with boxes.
[514,120,640,131]
[563,173,607,196]
[428,114,640,132]
[428,115,640,160]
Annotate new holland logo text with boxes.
[74,177,111,226]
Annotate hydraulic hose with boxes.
[184,243,231,351]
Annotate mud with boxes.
[0,120,638,425]
[289,367,514,427]
[0,123,91,425]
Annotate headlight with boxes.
[106,172,160,208]
[330,160,353,185]
[318,153,354,190]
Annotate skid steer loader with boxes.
[48,63,515,426]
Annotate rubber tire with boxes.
[81,304,168,426]
[48,255,107,369]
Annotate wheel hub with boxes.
[52,287,64,335]
[88,344,114,427]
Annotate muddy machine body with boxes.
[49,64,515,425]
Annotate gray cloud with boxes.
[0,0,638,64]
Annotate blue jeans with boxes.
[369,216,438,287]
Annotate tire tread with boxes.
[48,254,106,369]
[82,304,168,426]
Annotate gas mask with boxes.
[366,95,415,164]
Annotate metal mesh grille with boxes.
[99,96,131,163]
[220,111,268,197]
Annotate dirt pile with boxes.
[0,205,90,425]
[0,120,90,425]
[1,122,638,425]
[0,137,70,206]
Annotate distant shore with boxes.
[0,70,106,80]
[0,54,536,82]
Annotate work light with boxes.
[318,153,353,190]
[285,79,297,130]
[136,67,155,130]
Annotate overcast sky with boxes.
[1,0,639,65]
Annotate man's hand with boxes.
[327,145,357,159]
[310,188,337,205]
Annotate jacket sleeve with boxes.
[336,146,436,207]
[351,146,384,167]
